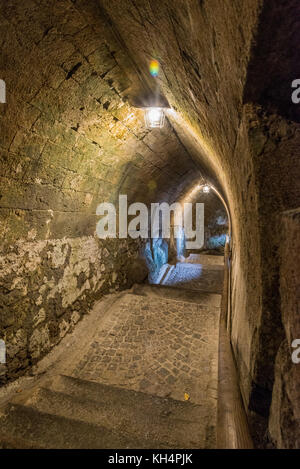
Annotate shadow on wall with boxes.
[203,203,228,252]
[186,193,229,254]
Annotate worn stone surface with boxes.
[68,292,220,449]
[73,294,219,408]
[0,376,214,448]
[0,264,222,449]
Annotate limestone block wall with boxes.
[0,0,198,381]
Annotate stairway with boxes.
[152,254,224,294]
[0,373,215,449]
[0,257,223,449]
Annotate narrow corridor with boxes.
[1,0,299,451]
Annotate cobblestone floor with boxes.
[0,257,223,448]
[70,257,223,443]
[72,293,220,416]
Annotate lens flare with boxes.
[149,59,160,77]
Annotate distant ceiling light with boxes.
[203,185,210,193]
[145,107,165,129]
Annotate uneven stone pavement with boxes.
[0,256,223,449]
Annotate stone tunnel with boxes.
[0,0,299,450]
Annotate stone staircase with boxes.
[132,283,222,307]
[0,373,214,449]
[0,258,223,449]
[151,254,224,294]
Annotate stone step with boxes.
[0,401,158,449]
[158,263,224,294]
[0,375,212,448]
[0,431,45,449]
[131,283,222,308]
[40,374,209,447]
[180,254,224,266]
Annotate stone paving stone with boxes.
[71,292,220,440]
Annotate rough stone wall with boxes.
[0,236,146,381]
[268,210,300,448]
[99,0,300,447]
[0,0,199,381]
[236,0,300,444]
[230,105,300,446]
[195,192,228,252]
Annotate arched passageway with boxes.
[0,0,299,449]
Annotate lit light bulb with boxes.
[145,107,165,128]
[203,185,210,193]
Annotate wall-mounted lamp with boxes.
[131,90,169,129]
[202,185,210,193]
[144,107,166,129]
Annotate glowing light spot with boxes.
[148,180,157,191]
[149,59,160,77]
[145,107,165,128]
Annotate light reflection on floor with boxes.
[150,254,224,293]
